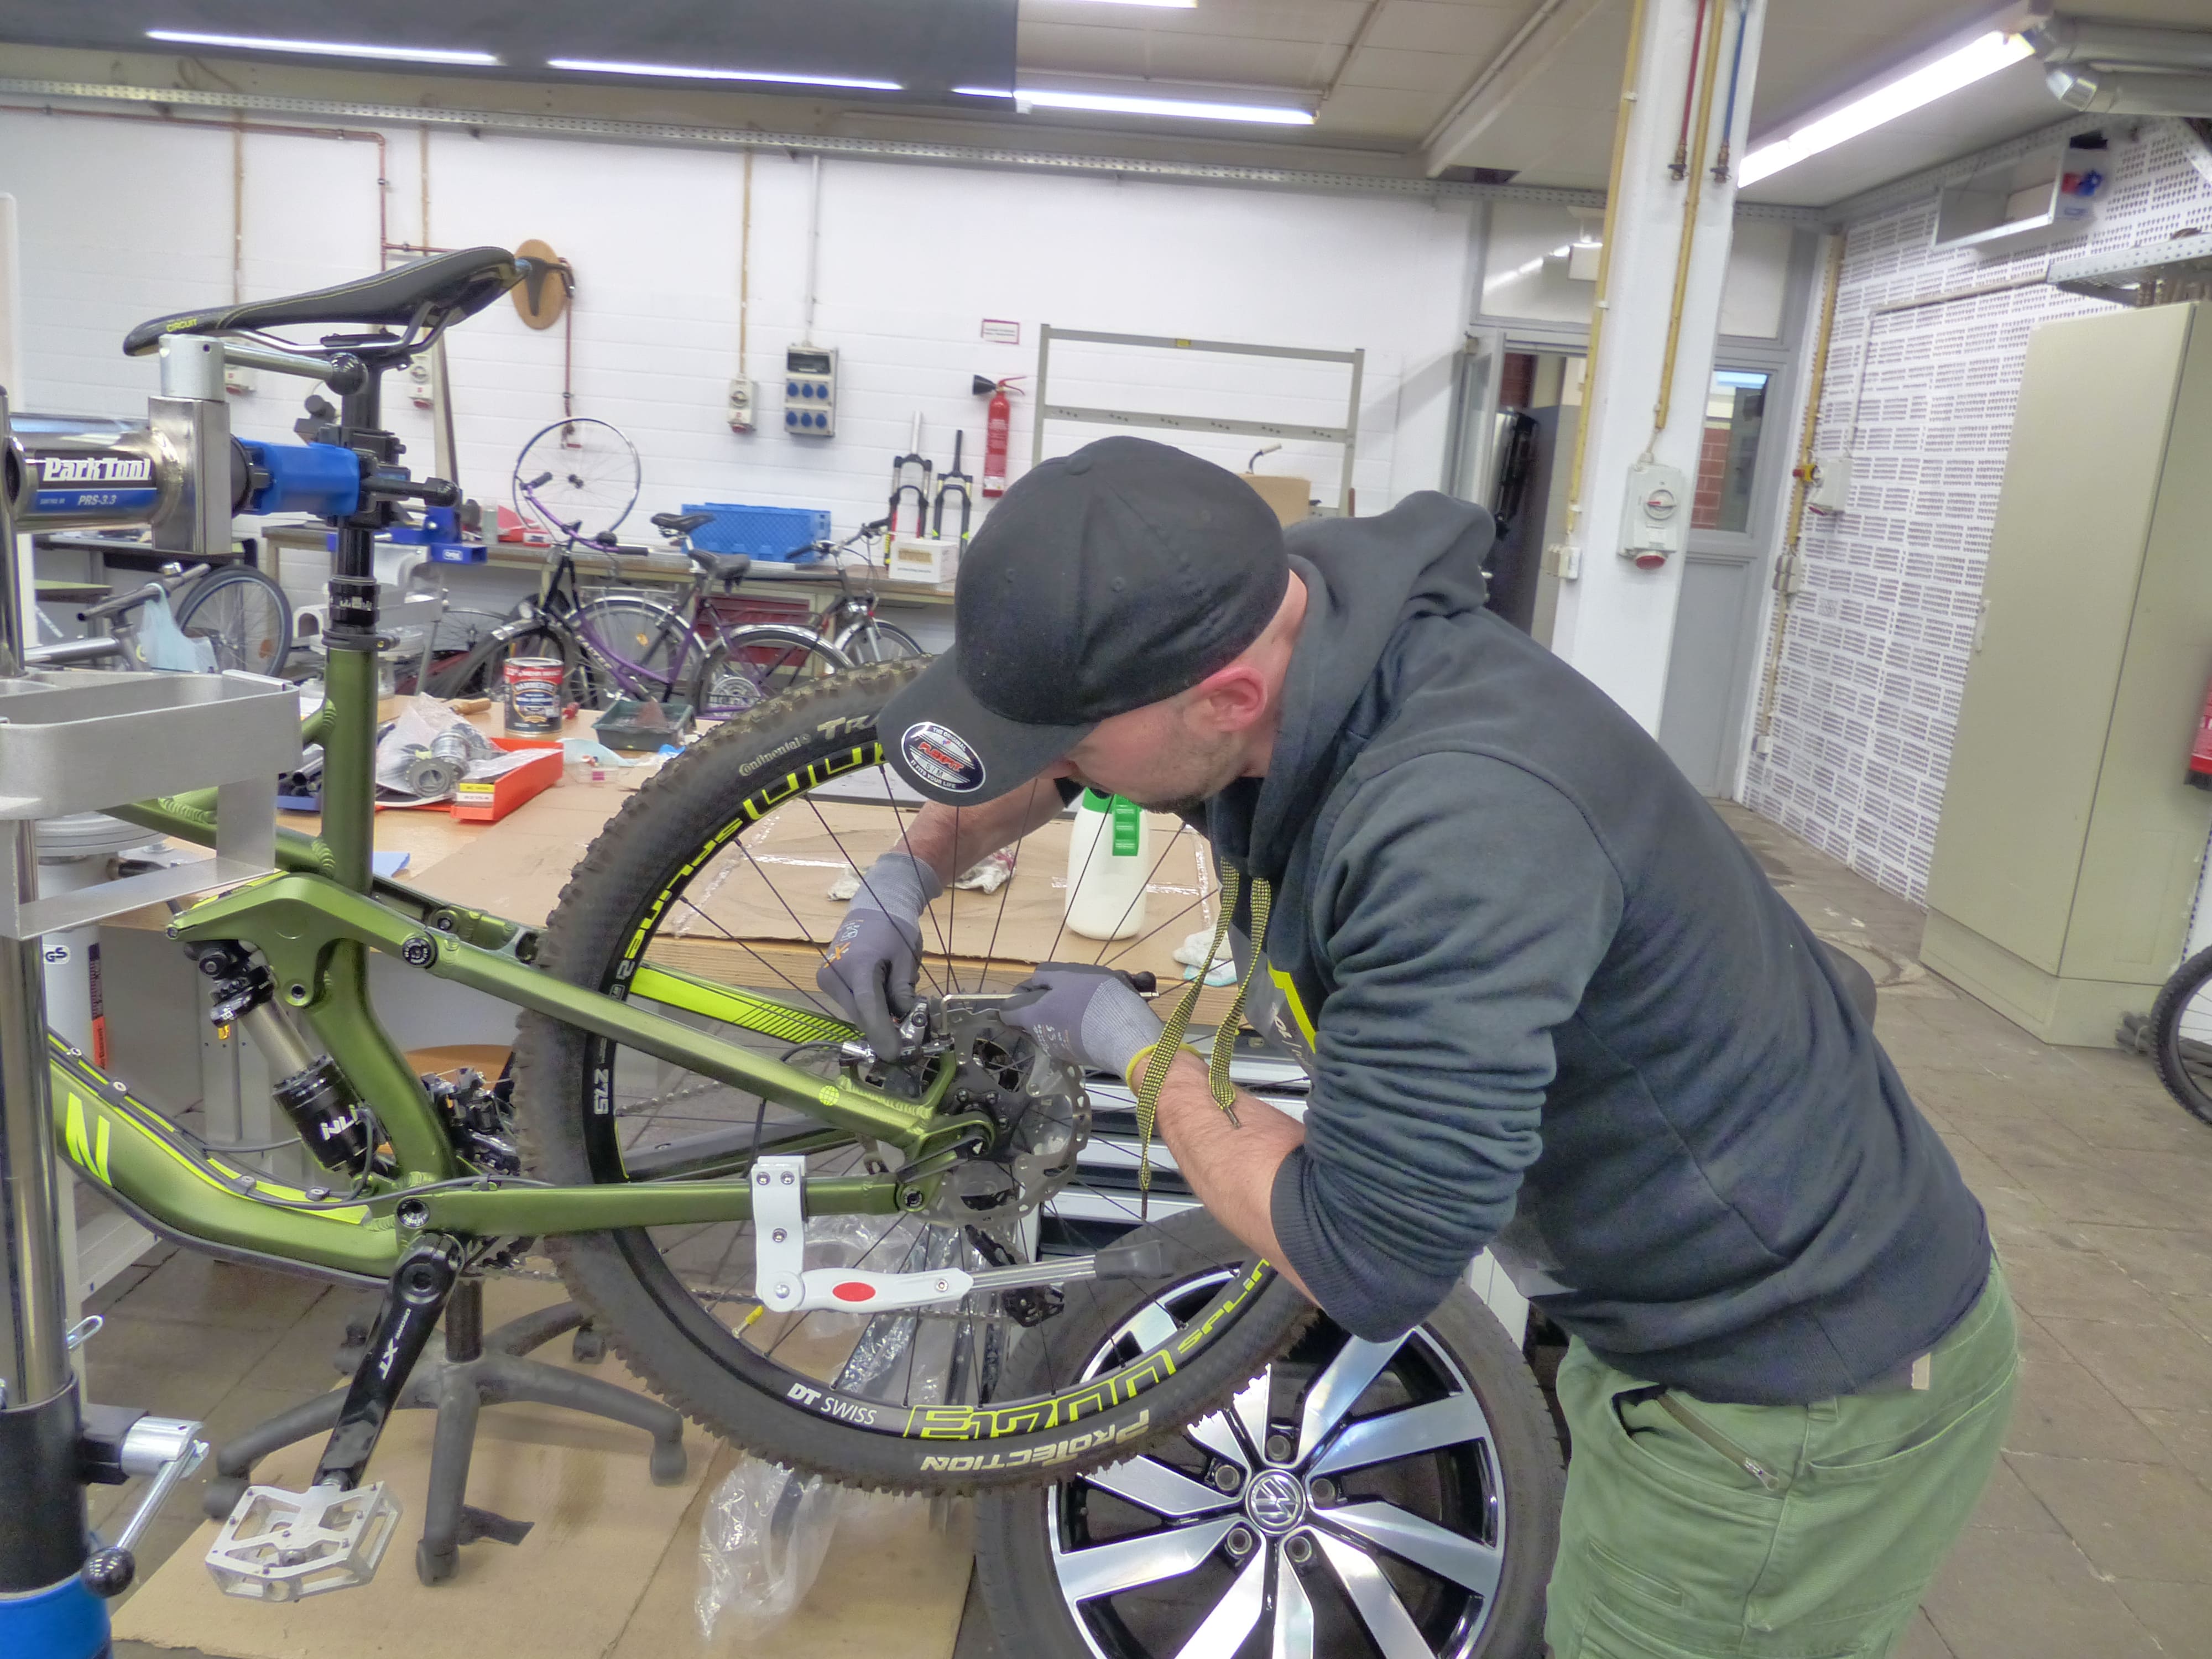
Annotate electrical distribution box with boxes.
[784,347,837,437]
[1620,462,1688,568]
[1806,455,1853,516]
[727,377,756,434]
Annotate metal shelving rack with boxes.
[1030,326,1364,514]
[2048,230,2212,303]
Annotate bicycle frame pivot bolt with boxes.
[781,1171,795,1185]
[1211,1463,1243,1493]
[770,1228,787,1244]
[1265,1434,1292,1462]
[1285,1533,1315,1566]
[1224,1526,1256,1559]
[401,934,436,967]
[395,1197,429,1229]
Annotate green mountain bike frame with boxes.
[34,270,969,1293]
[66,707,965,1289]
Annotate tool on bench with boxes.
[933,429,974,541]
[888,415,933,537]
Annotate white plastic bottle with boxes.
[1064,789,1149,940]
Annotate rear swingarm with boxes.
[168,869,949,1155]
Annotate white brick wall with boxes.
[1743,122,2212,909]
[1,106,1481,541]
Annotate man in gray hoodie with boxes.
[820,435,2016,1658]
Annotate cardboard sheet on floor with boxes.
[112,1275,972,1659]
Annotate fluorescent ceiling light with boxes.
[955,86,1313,124]
[145,29,499,65]
[1057,1,1199,8]
[1740,30,2033,186]
[549,58,901,92]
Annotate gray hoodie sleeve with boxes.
[1268,753,1624,1340]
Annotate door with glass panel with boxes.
[1658,364,1781,795]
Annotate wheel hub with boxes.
[1242,1467,1307,1536]
[912,1009,1090,1224]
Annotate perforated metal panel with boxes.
[1745,121,2212,905]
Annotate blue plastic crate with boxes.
[682,502,832,561]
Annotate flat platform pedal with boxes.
[204,1480,402,1601]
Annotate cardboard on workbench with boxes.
[112,1274,972,1659]
[400,770,1222,995]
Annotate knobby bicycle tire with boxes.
[2148,944,2212,1126]
[511,661,1311,1491]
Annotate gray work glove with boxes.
[817,851,944,1056]
[1001,963,1165,1082]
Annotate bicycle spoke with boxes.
[1086,830,1187,968]
[946,807,960,993]
[1043,794,1108,967]
[873,770,960,978]
[668,893,844,1020]
[802,795,947,1000]
[978,779,1039,987]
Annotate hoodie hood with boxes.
[1210,492,1495,878]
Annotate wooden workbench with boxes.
[222,707,1231,1016]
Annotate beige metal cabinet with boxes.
[1923,302,2212,1044]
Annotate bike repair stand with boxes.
[206,1275,686,1584]
[0,383,231,1655]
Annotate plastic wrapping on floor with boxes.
[697,1455,844,1644]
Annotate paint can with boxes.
[504,656,566,734]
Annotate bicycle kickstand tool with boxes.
[202,1236,462,1601]
[933,429,973,543]
[888,413,933,538]
[749,1156,1165,1314]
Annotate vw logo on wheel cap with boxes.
[1243,1468,1307,1535]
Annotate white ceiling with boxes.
[998,0,2207,205]
[2,0,2199,208]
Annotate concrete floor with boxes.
[79,804,2212,1658]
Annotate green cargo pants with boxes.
[1545,1262,2017,1658]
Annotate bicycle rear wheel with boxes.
[423,620,586,705]
[688,628,846,717]
[2148,945,2212,1126]
[176,565,293,675]
[512,659,1311,1491]
[840,619,926,665]
[575,594,697,705]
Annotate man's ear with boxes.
[1186,663,1269,734]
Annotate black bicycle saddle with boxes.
[685,547,752,582]
[653,510,718,537]
[123,247,530,356]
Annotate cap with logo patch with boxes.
[881,435,1288,807]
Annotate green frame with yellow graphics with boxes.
[62,747,980,1288]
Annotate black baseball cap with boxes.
[883,436,1288,806]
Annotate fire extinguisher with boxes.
[977,375,1023,497]
[2188,670,2212,789]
